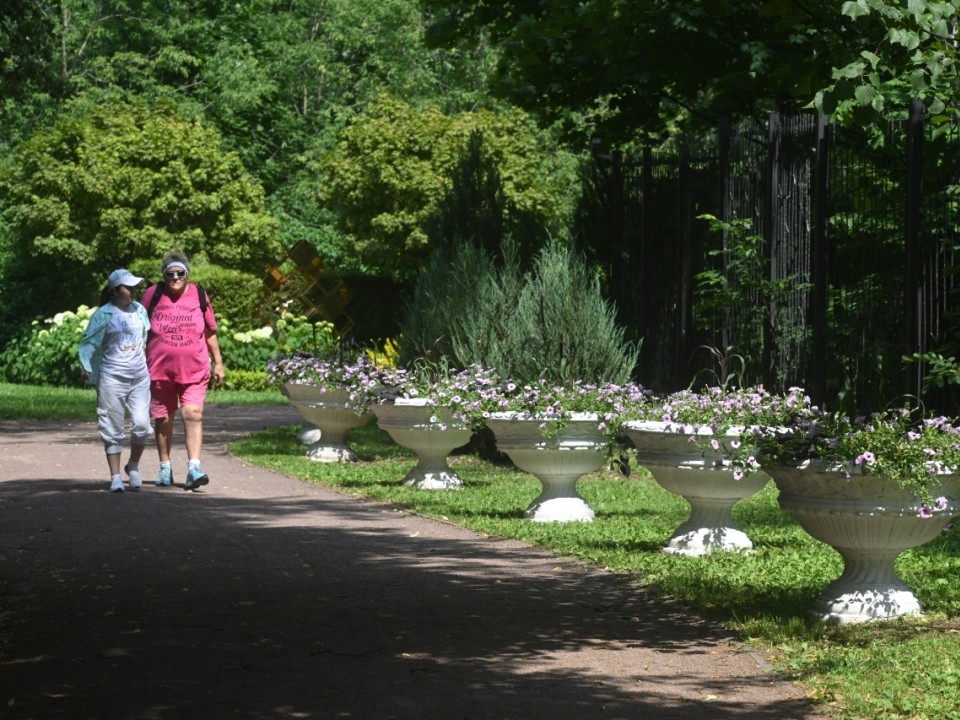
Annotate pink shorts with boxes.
[150,379,209,419]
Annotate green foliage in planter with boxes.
[693,214,808,388]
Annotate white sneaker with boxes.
[125,463,142,490]
[110,476,125,493]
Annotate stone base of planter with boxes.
[283,384,372,463]
[401,466,464,491]
[484,413,607,524]
[623,422,768,556]
[769,462,960,623]
[305,441,360,463]
[525,495,596,523]
[661,523,755,556]
[373,400,472,490]
[811,572,922,624]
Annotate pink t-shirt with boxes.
[144,284,218,384]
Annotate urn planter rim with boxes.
[623,419,749,437]
[486,410,600,422]
[378,397,435,408]
[769,457,960,477]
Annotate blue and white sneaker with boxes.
[155,465,173,487]
[110,476,125,493]
[184,466,209,491]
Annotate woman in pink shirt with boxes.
[143,252,225,490]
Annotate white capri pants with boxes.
[96,372,152,454]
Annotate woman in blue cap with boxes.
[79,268,152,493]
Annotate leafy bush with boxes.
[217,321,280,373]
[0,97,281,326]
[128,258,268,331]
[0,306,95,387]
[218,369,271,392]
[217,313,339,372]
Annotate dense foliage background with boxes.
[2,0,958,398]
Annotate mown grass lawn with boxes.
[232,421,960,720]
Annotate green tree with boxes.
[0,1,496,255]
[422,0,934,143]
[320,94,580,278]
[0,97,281,327]
[814,1,960,124]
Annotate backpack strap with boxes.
[196,284,208,315]
[146,283,162,317]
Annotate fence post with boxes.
[810,115,830,408]
[639,145,653,362]
[763,112,780,388]
[677,143,693,390]
[905,98,924,401]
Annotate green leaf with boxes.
[854,84,876,104]
[841,1,871,20]
[909,68,928,92]
[836,60,866,80]
[860,50,881,67]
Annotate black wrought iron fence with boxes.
[590,101,960,413]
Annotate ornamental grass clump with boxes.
[374,363,502,430]
[757,406,960,515]
[266,351,383,414]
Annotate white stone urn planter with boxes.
[372,399,473,490]
[622,420,769,556]
[484,412,608,523]
[282,383,372,462]
[765,460,960,624]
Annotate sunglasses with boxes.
[164,270,187,279]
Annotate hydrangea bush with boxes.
[0,306,96,387]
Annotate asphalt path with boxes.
[0,405,830,720]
